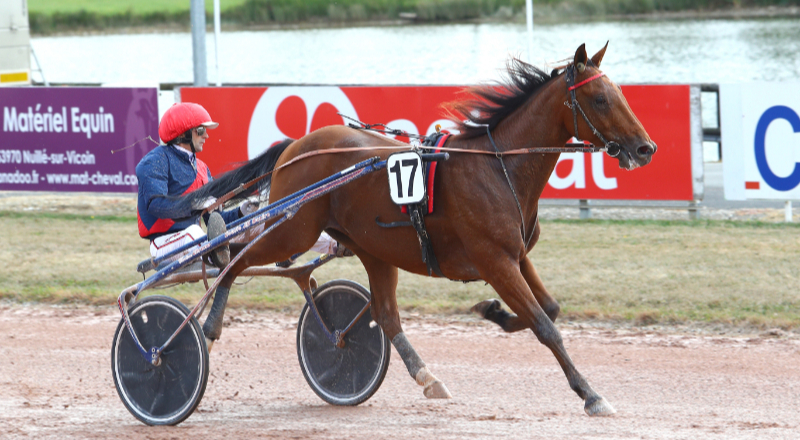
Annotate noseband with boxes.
[564,65,622,158]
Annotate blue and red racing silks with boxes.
[136,144,239,239]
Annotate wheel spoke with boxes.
[148,371,165,415]
[351,367,361,394]
[119,369,155,381]
[314,359,340,386]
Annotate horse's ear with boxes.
[591,41,609,67]
[573,43,588,73]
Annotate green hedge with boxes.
[28,0,800,34]
[29,10,189,33]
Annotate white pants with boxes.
[150,224,337,260]
[150,224,207,261]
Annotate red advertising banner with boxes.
[181,84,692,200]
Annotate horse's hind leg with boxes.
[472,256,560,330]
[481,256,614,416]
[358,252,452,399]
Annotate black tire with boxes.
[111,295,209,426]
[297,280,390,406]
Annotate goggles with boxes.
[194,126,207,137]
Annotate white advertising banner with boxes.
[721,83,800,200]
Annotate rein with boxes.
[201,141,604,215]
[203,68,617,220]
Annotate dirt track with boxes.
[2,304,799,439]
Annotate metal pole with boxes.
[785,201,793,223]
[213,0,221,86]
[689,200,699,220]
[579,199,591,219]
[190,0,208,87]
[525,0,534,63]
[29,45,48,86]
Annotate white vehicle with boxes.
[0,0,31,86]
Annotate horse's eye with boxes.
[595,95,607,106]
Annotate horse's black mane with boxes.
[163,139,294,216]
[446,58,563,139]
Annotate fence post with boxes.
[688,200,699,220]
[579,199,591,219]
[690,85,705,205]
[786,201,793,223]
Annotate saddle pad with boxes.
[401,133,450,215]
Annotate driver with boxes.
[136,102,343,268]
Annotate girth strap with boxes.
[375,132,448,278]
[408,132,448,278]
[407,199,446,278]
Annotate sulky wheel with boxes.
[111,295,209,426]
[297,279,390,406]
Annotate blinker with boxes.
[577,62,585,73]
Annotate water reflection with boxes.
[31,18,800,85]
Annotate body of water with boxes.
[29,18,800,163]
[32,18,800,86]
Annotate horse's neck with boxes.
[458,78,572,215]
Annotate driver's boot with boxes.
[206,211,230,268]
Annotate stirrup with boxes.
[207,211,230,268]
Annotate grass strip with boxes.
[1,212,798,329]
[0,210,135,223]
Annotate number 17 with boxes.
[389,159,419,198]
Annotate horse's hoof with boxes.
[423,380,452,399]
[470,299,501,318]
[584,396,616,416]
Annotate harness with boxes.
[201,66,618,279]
[372,64,617,279]
[483,62,617,251]
[374,132,450,278]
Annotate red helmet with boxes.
[158,102,219,143]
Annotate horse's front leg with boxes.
[480,256,615,416]
[357,251,452,399]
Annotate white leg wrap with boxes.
[205,337,214,353]
[415,366,452,399]
[311,231,337,254]
[585,396,616,416]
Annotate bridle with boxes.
[564,63,622,158]
[485,63,624,249]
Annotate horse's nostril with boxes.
[637,144,654,157]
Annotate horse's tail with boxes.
[169,139,294,214]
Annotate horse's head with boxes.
[564,43,656,170]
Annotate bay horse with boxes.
[179,42,655,416]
